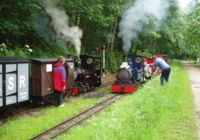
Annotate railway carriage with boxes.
[153,54,168,62]
[30,58,76,102]
[0,55,102,109]
[0,57,30,109]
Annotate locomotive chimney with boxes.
[125,55,128,62]
[75,56,82,74]
[77,56,81,69]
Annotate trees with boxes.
[0,0,200,68]
[0,0,41,44]
[183,3,200,58]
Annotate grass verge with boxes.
[0,86,111,140]
[57,61,197,140]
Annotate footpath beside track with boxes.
[182,61,200,139]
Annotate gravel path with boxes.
[183,61,200,139]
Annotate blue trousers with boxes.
[160,67,171,85]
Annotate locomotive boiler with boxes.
[117,63,132,83]
[112,62,137,93]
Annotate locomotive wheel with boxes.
[81,85,87,93]
[83,87,87,93]
[86,83,90,91]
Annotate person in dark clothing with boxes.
[53,56,66,107]
[152,56,171,85]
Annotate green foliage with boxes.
[0,0,41,43]
[1,0,200,70]
[0,43,31,57]
[106,48,123,73]
[182,3,200,59]
[0,42,71,59]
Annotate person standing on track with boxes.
[152,56,171,85]
[53,56,67,107]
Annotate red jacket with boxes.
[53,62,67,93]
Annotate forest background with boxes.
[0,0,200,72]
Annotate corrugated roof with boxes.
[30,58,74,63]
[0,56,30,63]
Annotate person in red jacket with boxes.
[53,56,67,107]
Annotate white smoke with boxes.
[44,0,83,56]
[178,0,193,10]
[177,0,196,13]
[119,0,169,55]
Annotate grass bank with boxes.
[0,87,111,140]
[58,61,197,140]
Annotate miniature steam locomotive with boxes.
[112,55,144,93]
[112,54,168,93]
[0,53,168,109]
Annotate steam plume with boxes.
[177,0,196,13]
[44,0,83,56]
[119,0,169,55]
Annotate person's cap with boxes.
[120,62,130,69]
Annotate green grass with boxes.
[57,61,197,140]
[0,92,111,140]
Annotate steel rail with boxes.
[0,80,115,124]
[31,94,123,140]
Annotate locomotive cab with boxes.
[75,55,102,93]
[127,55,145,82]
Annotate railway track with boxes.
[100,80,115,87]
[31,94,124,140]
[0,80,115,125]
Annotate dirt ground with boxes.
[182,61,200,139]
[101,72,116,83]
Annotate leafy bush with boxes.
[106,49,123,73]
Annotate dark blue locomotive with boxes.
[127,55,145,82]
[112,55,146,93]
[112,54,169,94]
